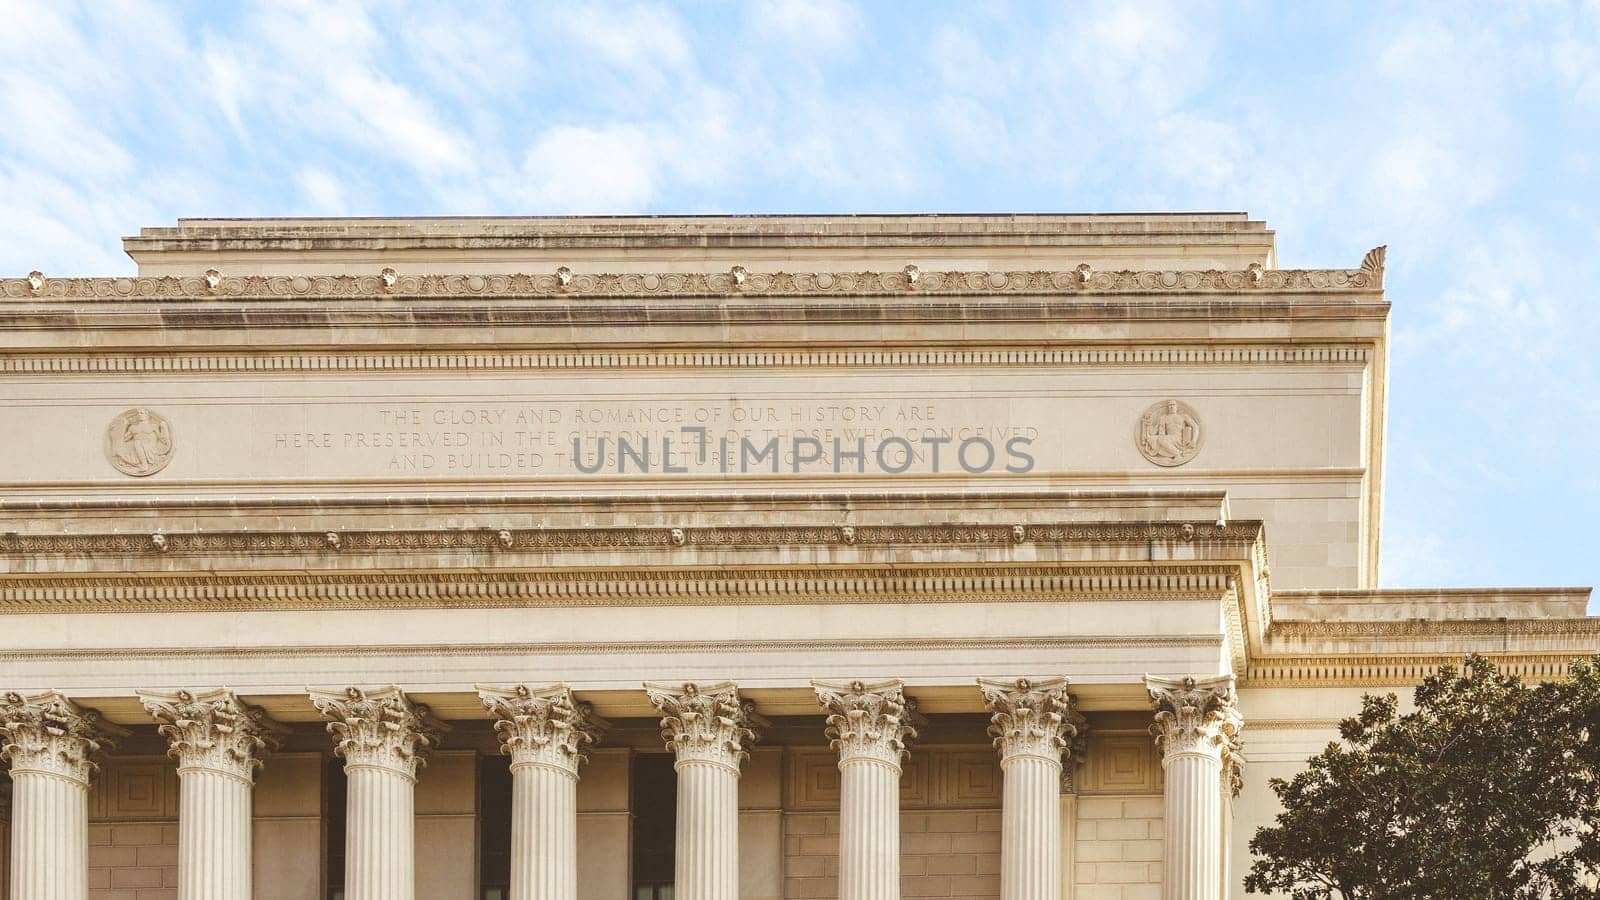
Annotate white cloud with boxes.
[200,1,474,176]
[518,125,657,213]
[748,0,864,57]
[297,168,349,214]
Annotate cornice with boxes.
[126,213,1273,250]
[1267,619,1600,639]
[0,343,1375,375]
[2,255,1383,303]
[0,487,1235,514]
[0,564,1238,614]
[1243,653,1592,686]
[0,520,1263,558]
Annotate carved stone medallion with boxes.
[1136,400,1202,467]
[105,408,175,477]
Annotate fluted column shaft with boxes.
[1161,751,1222,900]
[139,688,284,900]
[980,677,1084,900]
[675,757,740,898]
[814,679,919,900]
[1000,753,1060,899]
[345,764,415,900]
[1146,675,1243,900]
[838,758,900,899]
[477,683,606,900]
[1,691,125,900]
[8,770,87,900]
[646,681,764,900]
[511,762,577,899]
[176,769,251,899]
[310,686,444,900]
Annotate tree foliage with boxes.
[1246,654,1600,899]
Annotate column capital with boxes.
[309,685,447,780]
[979,676,1086,769]
[645,681,766,770]
[476,683,608,778]
[1145,674,1243,785]
[812,678,922,770]
[0,690,127,785]
[138,688,287,783]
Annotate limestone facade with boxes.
[0,213,1592,899]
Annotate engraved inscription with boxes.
[105,408,175,477]
[266,399,1041,477]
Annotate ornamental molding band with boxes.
[476,683,608,777]
[1137,399,1204,467]
[0,255,1386,302]
[1146,674,1245,795]
[0,521,1265,558]
[978,676,1088,769]
[136,688,287,783]
[0,344,1376,375]
[645,681,767,771]
[0,565,1241,613]
[308,685,447,781]
[104,408,175,477]
[812,678,923,770]
[0,690,129,785]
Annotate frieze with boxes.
[1267,618,1600,638]
[0,520,1265,557]
[1244,653,1585,686]
[0,564,1240,613]
[0,344,1375,375]
[0,255,1385,303]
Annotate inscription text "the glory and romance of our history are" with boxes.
[268,401,1041,476]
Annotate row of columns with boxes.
[0,675,1243,900]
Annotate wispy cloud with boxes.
[0,0,1595,590]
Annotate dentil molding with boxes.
[3,252,1385,302]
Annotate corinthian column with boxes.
[0,690,127,900]
[477,684,607,900]
[812,680,919,900]
[309,686,445,900]
[138,689,285,900]
[979,677,1085,900]
[1146,675,1243,900]
[645,682,765,900]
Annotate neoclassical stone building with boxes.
[0,214,1592,900]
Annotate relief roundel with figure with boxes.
[1137,400,1203,467]
[105,408,175,477]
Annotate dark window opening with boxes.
[479,756,513,900]
[325,758,346,900]
[632,753,676,900]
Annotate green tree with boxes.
[1246,654,1600,900]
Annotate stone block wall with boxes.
[1071,796,1163,900]
[89,822,179,900]
[783,745,1006,900]
[87,756,181,900]
[1068,728,1165,900]
[783,809,1004,899]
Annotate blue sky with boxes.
[2,0,1597,597]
